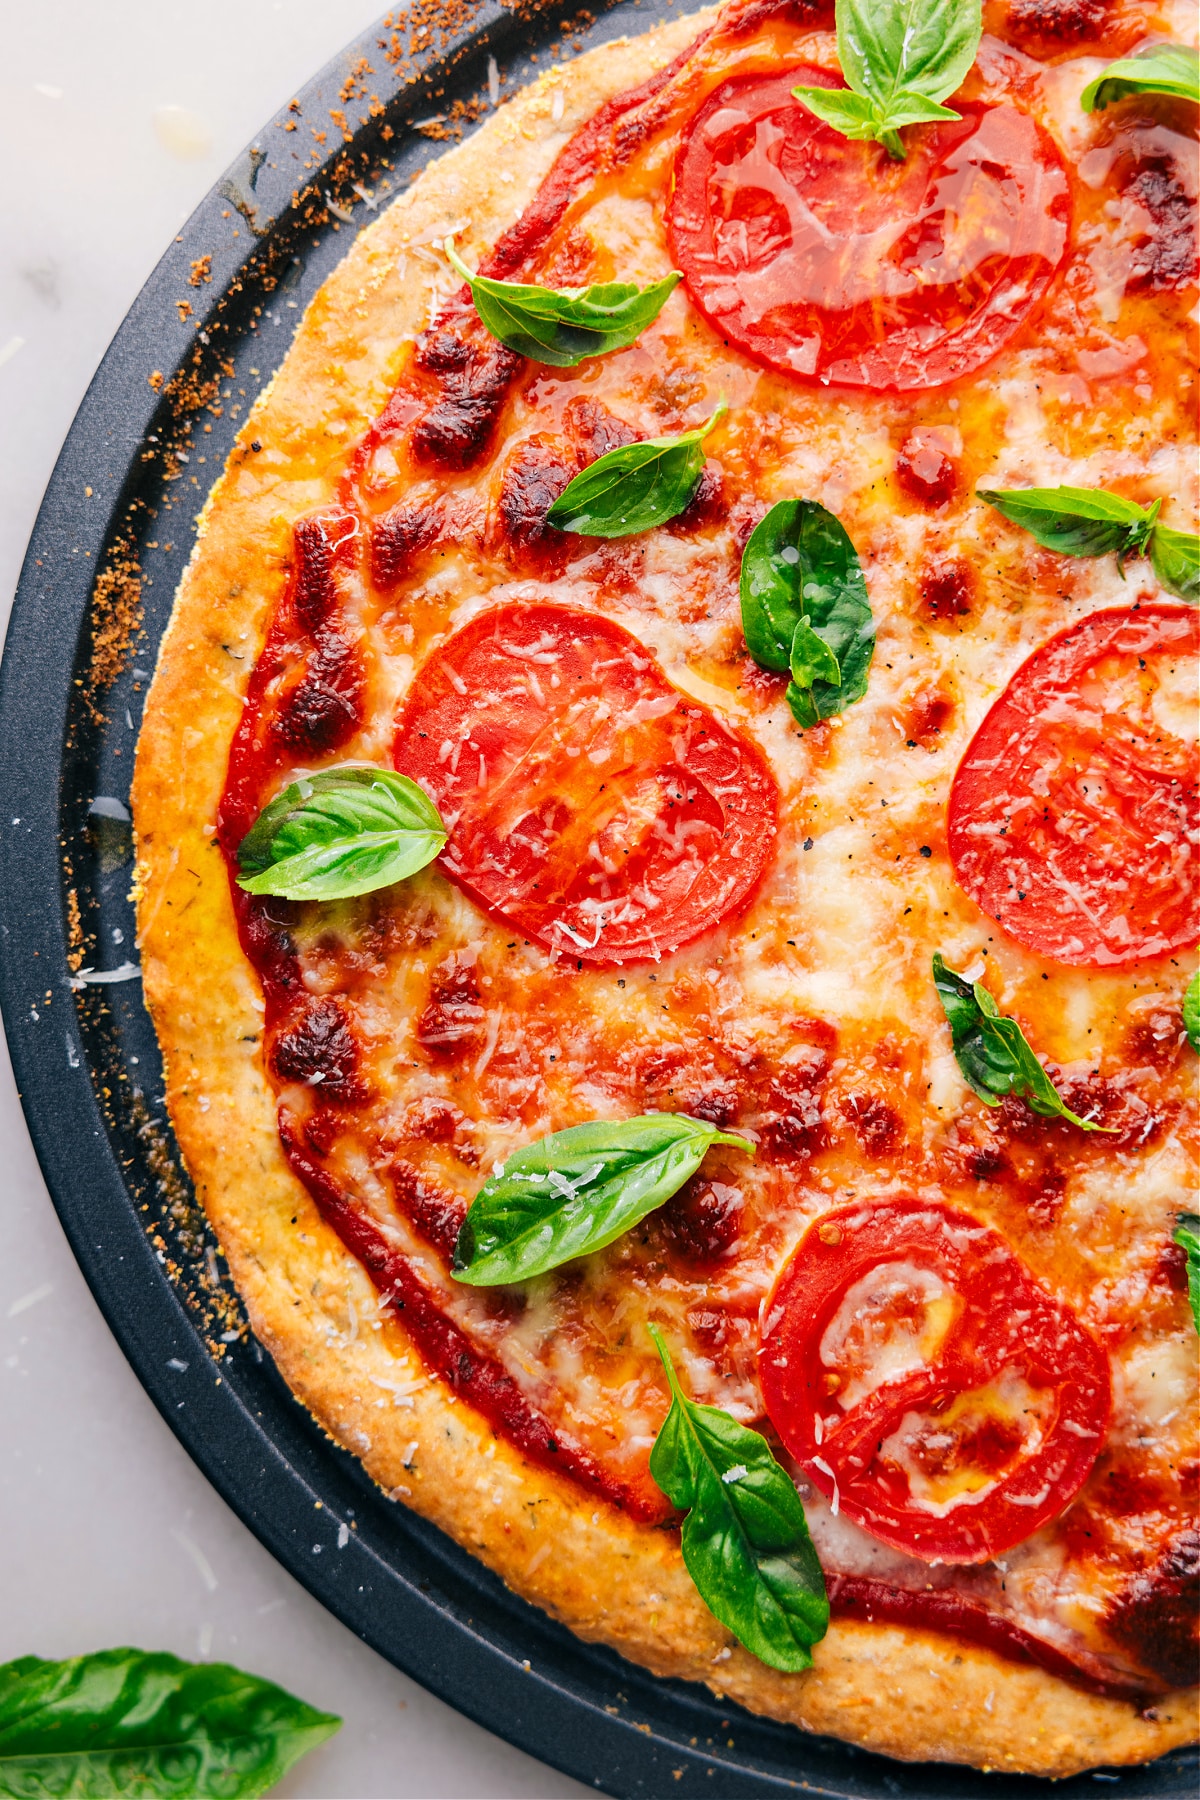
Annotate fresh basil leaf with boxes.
[790,617,842,690]
[0,1650,339,1798]
[647,1326,829,1673]
[1149,524,1200,604]
[790,86,883,141]
[787,617,843,727]
[1184,972,1199,1053]
[445,242,681,367]
[237,764,447,901]
[795,0,981,156]
[932,955,1113,1132]
[978,485,1160,563]
[545,406,726,538]
[1081,43,1200,112]
[452,1113,751,1286]
[739,498,875,726]
[1174,1212,1200,1333]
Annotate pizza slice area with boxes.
[209,0,1198,1704]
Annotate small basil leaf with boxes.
[791,86,881,141]
[1174,1212,1200,1333]
[647,1326,829,1673]
[1081,43,1200,112]
[978,485,1159,561]
[1149,524,1200,604]
[1184,971,1199,1053]
[0,1649,340,1798]
[546,406,726,538]
[875,89,964,128]
[445,242,681,367]
[932,955,1113,1132]
[237,765,447,901]
[740,498,875,724]
[452,1113,752,1286]
[790,617,842,691]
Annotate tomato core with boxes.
[759,1199,1111,1563]
[949,604,1200,967]
[392,602,778,964]
[667,68,1070,390]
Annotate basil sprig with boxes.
[445,242,681,367]
[1174,1213,1200,1334]
[793,0,982,159]
[237,765,447,901]
[978,485,1199,603]
[452,1113,751,1286]
[1184,971,1199,1054]
[933,955,1114,1132]
[739,498,875,727]
[1081,43,1199,112]
[647,1327,829,1673]
[0,1650,339,1798]
[546,405,726,538]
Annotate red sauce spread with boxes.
[217,0,1199,1697]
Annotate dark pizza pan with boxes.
[0,3,1194,1794]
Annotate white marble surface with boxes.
[0,6,592,1795]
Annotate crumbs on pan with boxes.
[129,1082,248,1353]
[88,540,143,697]
[65,887,85,973]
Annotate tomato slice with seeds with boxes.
[759,1199,1111,1564]
[667,68,1070,391]
[949,604,1199,968]
[392,602,778,964]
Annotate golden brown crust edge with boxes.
[131,13,1197,1775]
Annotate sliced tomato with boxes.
[949,604,1199,967]
[392,602,778,964]
[759,1199,1111,1563]
[667,68,1070,391]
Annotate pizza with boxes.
[131,0,1200,1776]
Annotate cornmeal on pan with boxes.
[132,0,1200,1775]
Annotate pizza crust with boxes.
[132,10,1197,1774]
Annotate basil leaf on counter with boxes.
[237,765,447,902]
[1150,524,1200,604]
[0,1650,340,1798]
[794,0,982,158]
[739,498,875,727]
[1184,971,1200,1054]
[452,1113,751,1286]
[545,405,726,538]
[933,955,1113,1132]
[978,485,1199,600]
[1081,43,1200,112]
[1174,1213,1200,1334]
[445,242,681,367]
[647,1326,829,1673]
